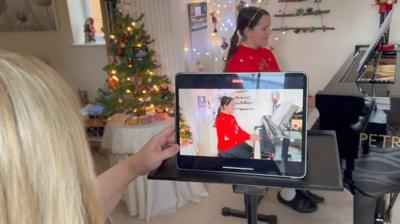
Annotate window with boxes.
[85,0,104,39]
[66,0,105,45]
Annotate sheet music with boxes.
[373,97,391,110]
[254,140,261,159]
[357,11,393,73]
[307,107,319,130]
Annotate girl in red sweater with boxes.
[223,6,323,213]
[225,7,280,72]
[215,96,259,158]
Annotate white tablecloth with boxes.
[101,118,209,222]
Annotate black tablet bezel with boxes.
[175,72,308,178]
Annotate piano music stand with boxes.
[148,130,343,224]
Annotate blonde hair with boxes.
[0,50,102,224]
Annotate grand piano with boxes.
[316,11,400,224]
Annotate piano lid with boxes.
[320,10,400,98]
[357,11,393,74]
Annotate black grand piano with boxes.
[316,11,400,224]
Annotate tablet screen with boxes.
[176,73,307,178]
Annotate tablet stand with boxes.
[221,185,277,224]
[148,130,343,224]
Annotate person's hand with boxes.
[130,126,180,176]
[250,134,260,141]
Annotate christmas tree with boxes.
[179,109,193,144]
[97,10,174,118]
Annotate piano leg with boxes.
[354,192,386,224]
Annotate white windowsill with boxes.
[69,35,106,47]
[69,41,106,47]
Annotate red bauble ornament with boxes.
[117,43,126,56]
[108,78,117,89]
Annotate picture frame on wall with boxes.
[198,96,206,108]
[188,2,207,32]
[0,0,58,31]
[187,2,208,59]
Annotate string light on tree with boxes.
[97,10,174,119]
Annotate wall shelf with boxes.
[274,9,330,17]
[272,26,335,33]
[278,0,309,2]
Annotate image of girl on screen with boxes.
[215,96,260,158]
[223,6,323,213]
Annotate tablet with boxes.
[175,72,308,178]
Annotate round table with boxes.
[101,118,208,222]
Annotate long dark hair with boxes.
[224,7,270,70]
[216,96,234,118]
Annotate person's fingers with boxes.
[160,144,180,160]
[155,126,175,144]
[159,126,175,136]
[168,134,176,144]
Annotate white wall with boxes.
[0,0,107,101]
[0,0,398,99]
[179,0,400,95]
[128,0,187,88]
[269,0,400,95]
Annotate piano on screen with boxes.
[253,104,302,163]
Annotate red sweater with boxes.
[225,45,281,72]
[215,113,250,151]
[379,4,394,13]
